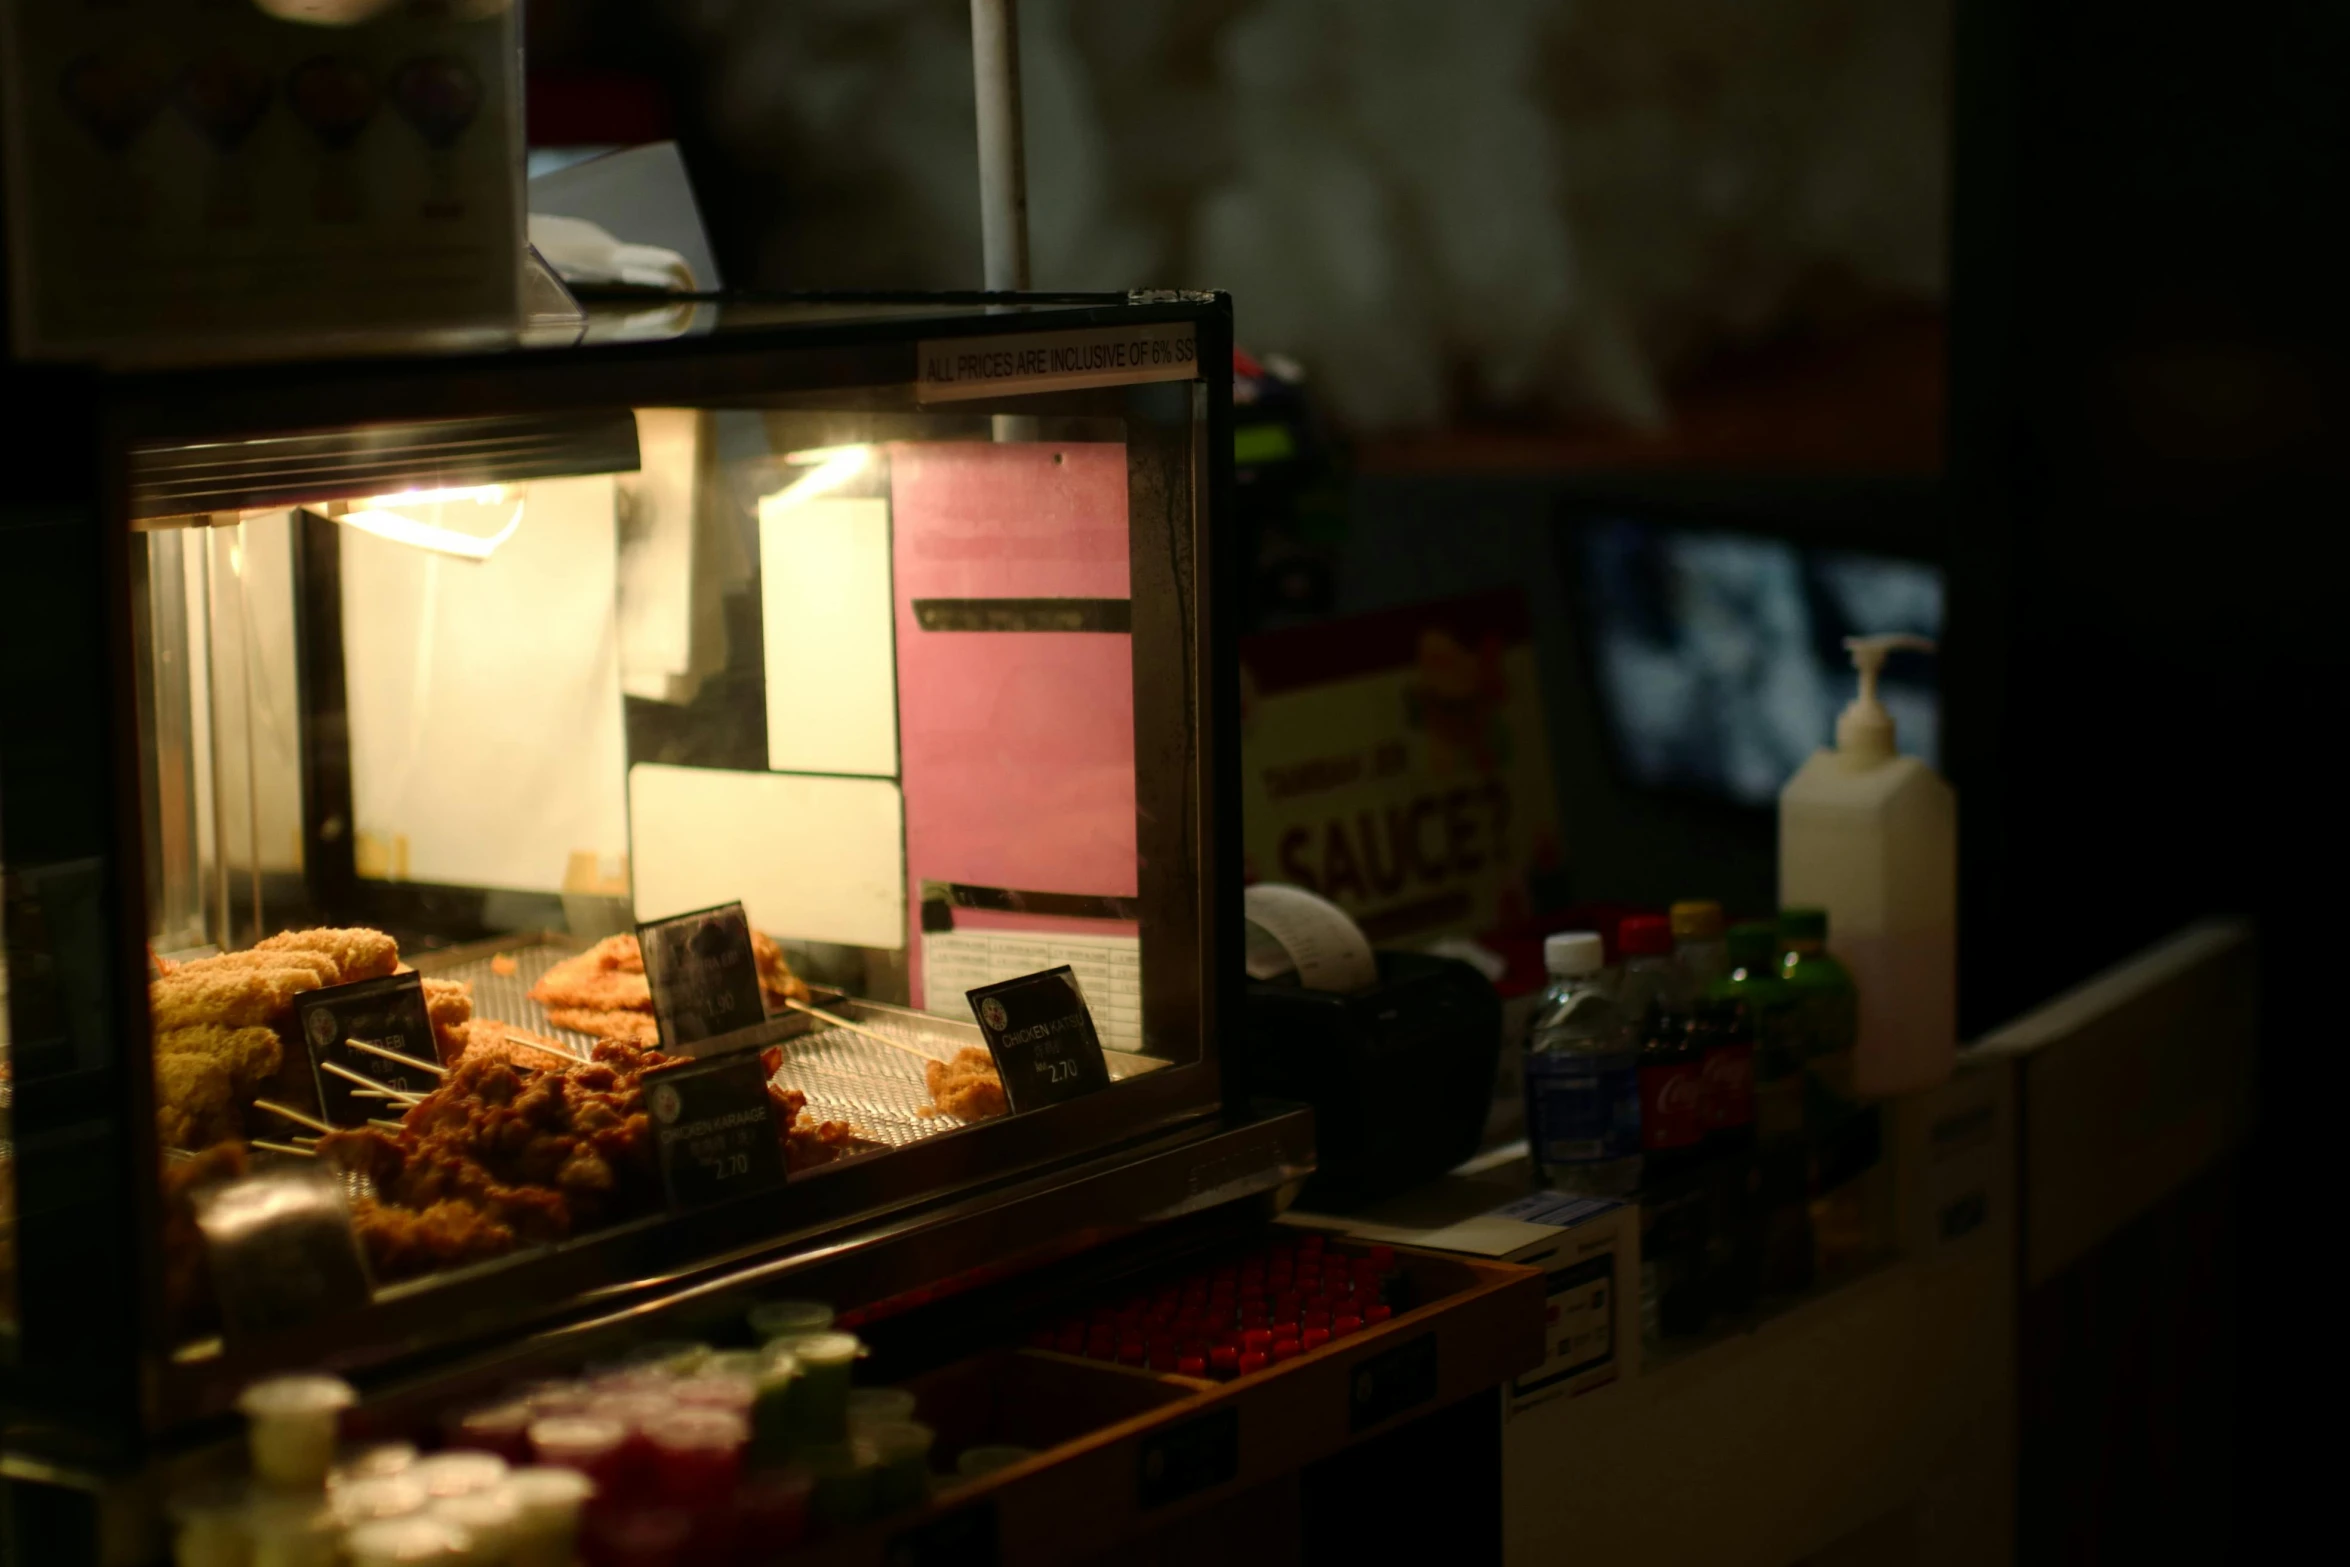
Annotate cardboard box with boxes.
[1288,1175,1640,1410]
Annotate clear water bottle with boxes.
[1523,932,1641,1196]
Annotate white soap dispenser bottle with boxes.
[1778,634,1957,1096]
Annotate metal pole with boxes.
[971,0,1031,294]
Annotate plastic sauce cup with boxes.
[236,1374,356,1489]
[642,1408,748,1508]
[844,1387,918,1431]
[863,1420,934,1515]
[747,1300,834,1342]
[527,1415,630,1496]
[333,1443,419,1484]
[331,1475,428,1528]
[429,1486,521,1563]
[749,1351,801,1463]
[784,1333,862,1444]
[503,1467,595,1567]
[410,1451,509,1501]
[166,1484,251,1567]
[343,1516,470,1567]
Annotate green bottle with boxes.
[1778,909,1880,1198]
[1718,922,1811,1295]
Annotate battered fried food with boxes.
[529,931,811,1019]
[155,1023,284,1101]
[920,1046,1009,1121]
[527,936,652,1013]
[174,948,341,987]
[350,1196,516,1282]
[255,926,399,983]
[423,978,473,1063]
[545,1007,662,1049]
[751,929,812,1007]
[150,963,325,1032]
[155,1052,240,1150]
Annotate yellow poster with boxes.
[1240,591,1562,941]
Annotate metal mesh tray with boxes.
[413,936,1169,1151]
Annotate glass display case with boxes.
[0,294,1307,1474]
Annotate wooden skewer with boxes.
[367,1118,407,1133]
[321,1060,425,1104]
[253,1098,336,1136]
[252,1138,316,1158]
[782,997,936,1063]
[500,1030,579,1065]
[345,1038,447,1078]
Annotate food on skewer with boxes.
[155,1052,242,1150]
[423,977,475,1062]
[919,1047,1009,1122]
[530,930,812,1019]
[149,960,327,1032]
[322,1038,857,1282]
[155,1023,284,1101]
[254,925,400,982]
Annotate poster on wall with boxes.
[1239,590,1563,943]
[1,0,522,363]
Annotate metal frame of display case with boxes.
[0,294,1311,1483]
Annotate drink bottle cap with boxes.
[1778,908,1829,942]
[1542,932,1604,977]
[1725,922,1778,969]
[1618,915,1672,957]
[1669,901,1723,941]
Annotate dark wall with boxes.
[1949,0,2341,1550]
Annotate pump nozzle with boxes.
[1835,633,1935,762]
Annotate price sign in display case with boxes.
[0,293,1320,1490]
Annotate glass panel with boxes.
[1,762,13,1343]
[128,376,1208,1341]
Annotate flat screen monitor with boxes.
[1572,513,1942,808]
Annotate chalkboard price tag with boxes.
[643,1050,788,1210]
[966,965,1111,1113]
[637,901,769,1054]
[297,972,442,1125]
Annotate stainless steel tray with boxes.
[413,936,1169,1151]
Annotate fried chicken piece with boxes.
[422,978,474,1063]
[787,1117,860,1172]
[529,936,653,1013]
[751,929,812,1007]
[155,1052,240,1150]
[350,1196,516,1282]
[317,1126,406,1190]
[921,1047,1009,1121]
[546,1007,662,1049]
[447,1018,577,1070]
[150,963,325,1032]
[255,927,399,983]
[490,953,519,977]
[155,1023,284,1102]
[531,930,809,1019]
[174,949,341,988]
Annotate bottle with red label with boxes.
[1619,915,1713,1344]
[1619,916,1704,1171]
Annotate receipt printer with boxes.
[1242,951,1502,1210]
